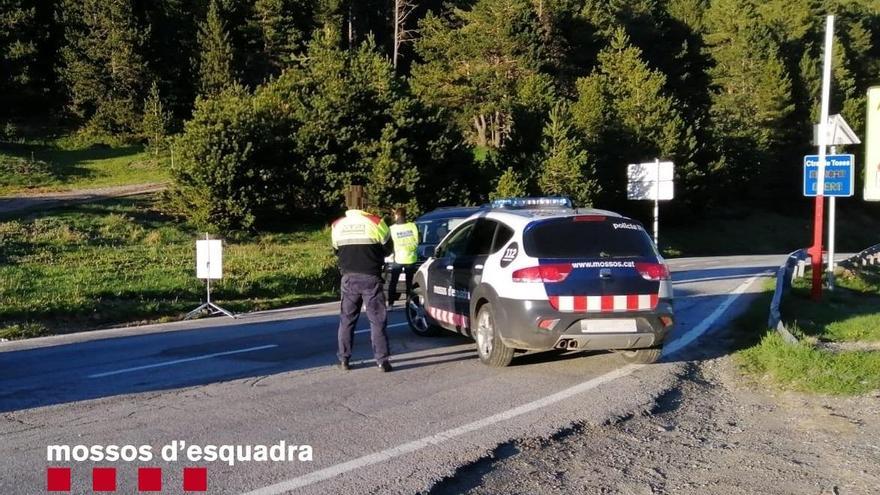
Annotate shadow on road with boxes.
[0,264,777,413]
[0,312,473,413]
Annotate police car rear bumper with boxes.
[494,297,673,351]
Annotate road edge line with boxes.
[662,271,771,357]
[241,364,643,495]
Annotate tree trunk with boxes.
[473,114,487,147]
[347,1,354,48]
[393,0,400,69]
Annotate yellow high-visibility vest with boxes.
[331,210,390,248]
[390,222,419,264]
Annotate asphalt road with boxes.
[0,255,782,494]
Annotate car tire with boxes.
[406,287,441,337]
[616,347,662,364]
[475,303,514,367]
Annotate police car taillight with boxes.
[512,264,572,283]
[635,262,670,281]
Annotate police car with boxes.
[404,197,674,367]
[385,206,485,301]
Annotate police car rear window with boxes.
[523,218,655,259]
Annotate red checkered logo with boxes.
[46,467,207,492]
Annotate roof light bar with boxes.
[491,197,572,209]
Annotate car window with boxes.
[437,221,474,258]
[464,219,498,256]
[418,218,469,244]
[491,223,514,253]
[523,217,655,259]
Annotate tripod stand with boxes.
[185,235,235,320]
[184,275,235,320]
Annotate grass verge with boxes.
[0,194,337,338]
[735,269,880,395]
[0,140,167,195]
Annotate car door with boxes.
[449,218,501,333]
[425,220,475,329]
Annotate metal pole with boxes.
[827,145,837,290]
[205,233,211,304]
[811,15,834,301]
[654,158,659,246]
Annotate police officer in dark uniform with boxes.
[331,201,394,372]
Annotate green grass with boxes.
[739,332,880,395]
[735,268,880,395]
[0,195,337,337]
[0,140,168,195]
[784,267,880,343]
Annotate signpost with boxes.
[185,234,235,320]
[807,15,835,301]
[627,159,674,246]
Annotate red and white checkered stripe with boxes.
[548,294,659,313]
[428,306,470,328]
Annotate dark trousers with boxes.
[337,273,390,363]
[388,263,415,303]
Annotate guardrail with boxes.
[768,248,808,344]
[838,242,880,270]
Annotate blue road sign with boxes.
[803,154,855,197]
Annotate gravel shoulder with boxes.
[431,351,880,495]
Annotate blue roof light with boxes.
[491,197,573,209]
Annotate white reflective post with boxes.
[653,158,659,246]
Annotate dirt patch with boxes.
[0,182,167,215]
[433,357,880,495]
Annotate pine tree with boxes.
[58,0,149,135]
[570,28,695,204]
[704,0,795,192]
[538,102,599,206]
[252,0,314,75]
[411,0,548,148]
[0,0,39,122]
[198,0,236,96]
[142,81,169,158]
[492,167,528,199]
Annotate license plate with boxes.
[581,319,637,333]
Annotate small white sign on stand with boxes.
[196,239,223,279]
[627,160,675,245]
[185,235,235,320]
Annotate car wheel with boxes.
[475,303,514,367]
[616,347,662,364]
[406,287,440,337]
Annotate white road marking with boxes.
[354,322,408,334]
[87,345,278,378]
[243,270,774,494]
[241,364,644,495]
[662,271,771,357]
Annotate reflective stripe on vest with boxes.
[331,210,390,248]
[390,222,419,264]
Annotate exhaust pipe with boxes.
[555,339,570,349]
[566,339,579,350]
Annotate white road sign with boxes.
[866,87,880,201]
[627,161,674,200]
[196,239,223,279]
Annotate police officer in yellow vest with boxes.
[331,204,394,372]
[388,207,419,308]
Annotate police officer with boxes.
[331,201,394,372]
[387,207,419,308]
